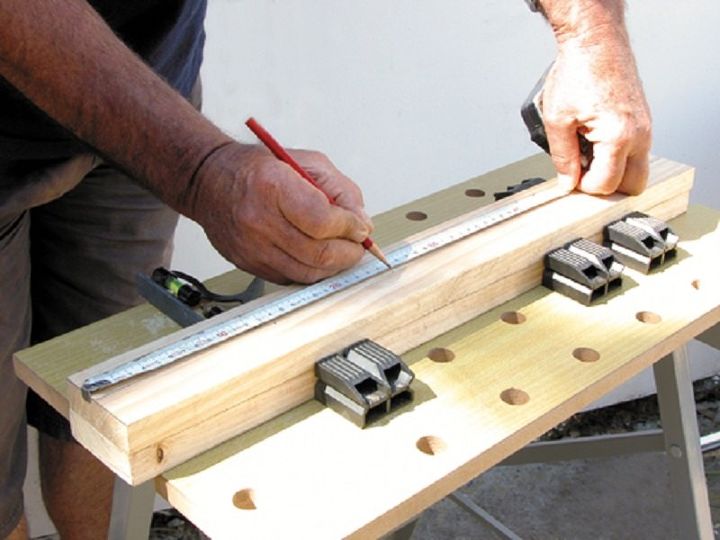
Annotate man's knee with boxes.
[38,433,114,539]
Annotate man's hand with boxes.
[184,143,373,284]
[0,2,373,284]
[538,0,652,195]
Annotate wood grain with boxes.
[16,155,695,486]
[71,157,694,484]
[157,205,720,539]
[15,154,550,413]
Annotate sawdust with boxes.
[141,313,176,336]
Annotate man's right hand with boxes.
[0,3,373,284]
[183,143,373,284]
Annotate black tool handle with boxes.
[521,64,593,170]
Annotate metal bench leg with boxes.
[653,347,713,539]
[108,477,155,540]
[448,492,523,540]
[383,519,418,540]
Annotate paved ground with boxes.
[414,453,679,539]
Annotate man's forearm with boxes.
[537,0,628,48]
[0,0,231,214]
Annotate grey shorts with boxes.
[0,81,200,537]
[0,164,179,536]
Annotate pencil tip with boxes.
[367,242,391,269]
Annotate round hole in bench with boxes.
[573,347,600,363]
[406,211,428,221]
[501,311,526,325]
[636,311,661,324]
[427,347,455,363]
[416,436,447,456]
[500,387,530,405]
[465,188,485,198]
[233,489,257,510]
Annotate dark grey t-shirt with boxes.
[0,0,207,160]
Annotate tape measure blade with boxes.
[81,179,563,396]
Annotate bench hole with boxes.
[465,188,486,198]
[406,211,428,221]
[501,311,526,325]
[691,279,701,290]
[416,435,447,456]
[573,347,600,363]
[500,387,530,405]
[636,311,662,324]
[427,347,455,363]
[233,488,257,510]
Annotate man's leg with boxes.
[37,433,115,538]
[28,164,179,538]
[0,214,31,540]
[5,515,28,540]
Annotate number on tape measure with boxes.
[81,181,562,398]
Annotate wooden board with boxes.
[14,153,553,417]
[61,157,694,485]
[14,154,692,486]
[157,205,720,539]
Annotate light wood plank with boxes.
[61,157,694,484]
[14,154,694,485]
[15,154,551,413]
[157,205,720,539]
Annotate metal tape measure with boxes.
[81,180,564,399]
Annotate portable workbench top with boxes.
[14,154,720,539]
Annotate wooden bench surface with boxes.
[14,154,719,538]
[158,205,720,539]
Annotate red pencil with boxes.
[245,117,391,269]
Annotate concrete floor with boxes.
[412,452,685,540]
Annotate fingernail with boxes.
[557,174,576,194]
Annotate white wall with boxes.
[173,0,720,278]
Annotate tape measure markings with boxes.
[81,181,562,398]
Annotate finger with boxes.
[272,217,366,273]
[244,261,291,286]
[269,239,362,284]
[617,152,649,195]
[577,142,627,195]
[289,149,373,232]
[225,245,291,285]
[544,118,583,193]
[249,246,316,285]
[330,180,374,233]
[278,177,370,244]
[236,240,335,285]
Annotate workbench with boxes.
[14,154,720,539]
